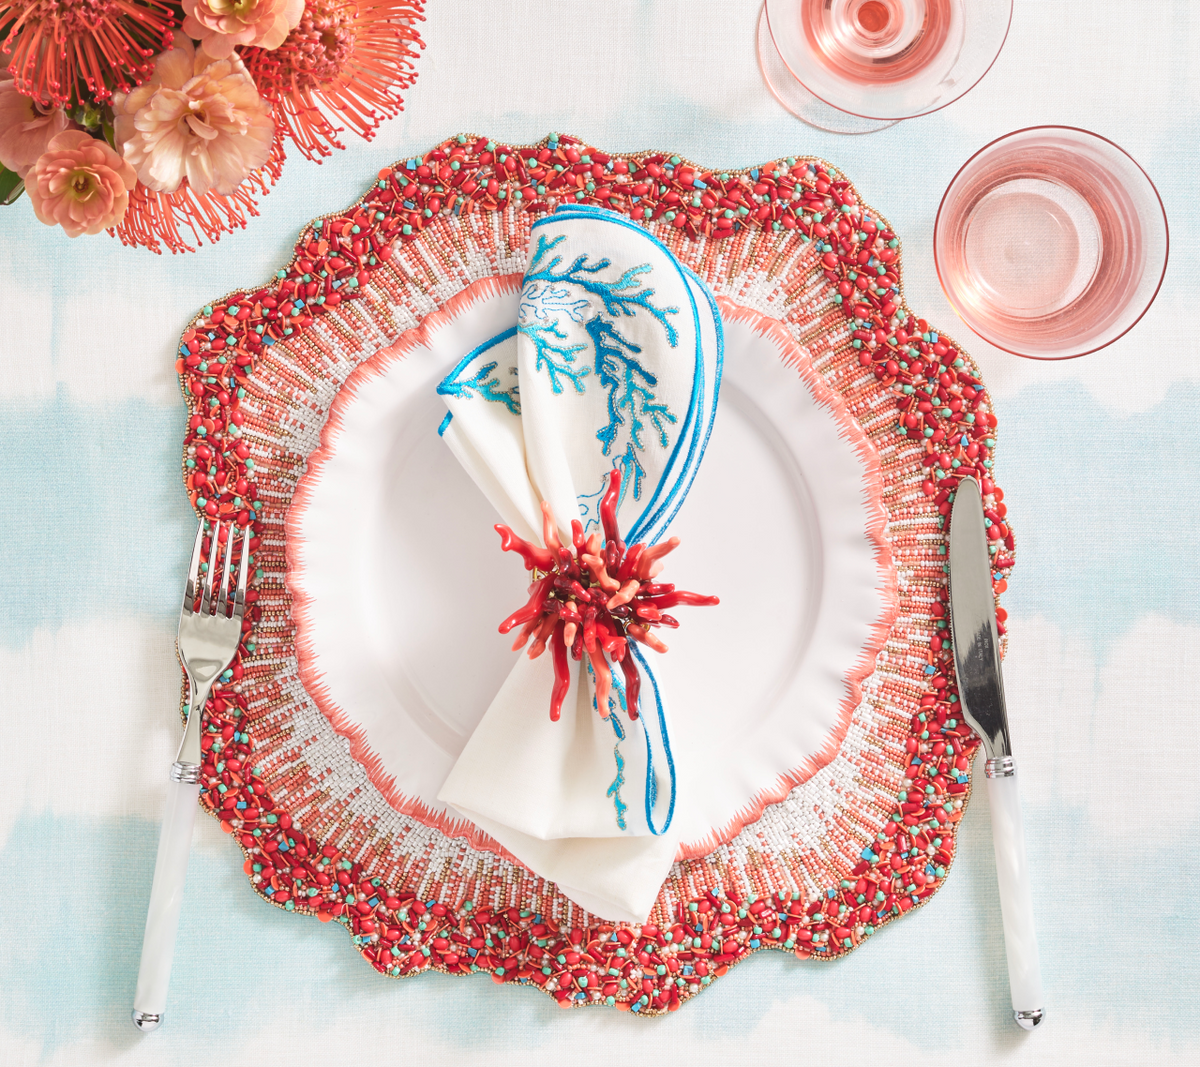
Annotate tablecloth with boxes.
[1,0,1197,1063]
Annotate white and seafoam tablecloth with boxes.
[2,1,1198,1063]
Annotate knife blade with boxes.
[948,477,1044,1031]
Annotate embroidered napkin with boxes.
[435,205,723,922]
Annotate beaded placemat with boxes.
[175,133,1014,1015]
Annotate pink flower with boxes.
[0,78,77,178]
[182,0,304,60]
[25,129,137,237]
[112,37,274,198]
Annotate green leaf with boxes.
[0,166,24,206]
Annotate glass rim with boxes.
[933,124,1170,361]
[763,0,1013,122]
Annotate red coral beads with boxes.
[496,468,718,722]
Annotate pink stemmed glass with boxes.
[757,0,1012,135]
[934,127,1169,360]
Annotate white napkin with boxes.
[435,205,723,922]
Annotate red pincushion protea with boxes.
[239,0,424,163]
[496,469,719,722]
[111,128,287,254]
[0,0,175,107]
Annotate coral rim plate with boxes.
[175,133,1011,1016]
[288,281,896,859]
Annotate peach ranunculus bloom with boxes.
[182,0,304,59]
[25,130,137,237]
[0,78,78,178]
[111,37,274,198]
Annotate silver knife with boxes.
[949,477,1044,1030]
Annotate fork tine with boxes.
[199,521,221,615]
[217,520,235,618]
[233,525,251,619]
[182,519,205,617]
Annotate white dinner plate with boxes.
[287,280,894,858]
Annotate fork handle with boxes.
[132,769,201,1029]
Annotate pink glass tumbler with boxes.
[934,127,1169,360]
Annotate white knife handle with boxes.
[132,771,201,1030]
[985,759,1044,1029]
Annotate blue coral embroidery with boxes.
[523,233,680,342]
[590,660,630,831]
[575,447,637,535]
[520,230,682,489]
[575,480,607,534]
[607,742,628,832]
[606,673,630,831]
[517,319,589,394]
[437,327,521,414]
[587,315,677,472]
[519,281,590,324]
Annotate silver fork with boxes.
[132,519,250,1032]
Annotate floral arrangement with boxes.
[0,0,423,252]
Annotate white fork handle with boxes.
[986,767,1044,1027]
[133,775,201,1027]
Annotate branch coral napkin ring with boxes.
[436,205,724,922]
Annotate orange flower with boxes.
[110,128,285,254]
[183,0,304,60]
[0,0,176,107]
[240,0,424,161]
[0,77,77,177]
[112,37,274,197]
[26,129,136,236]
[109,37,285,255]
